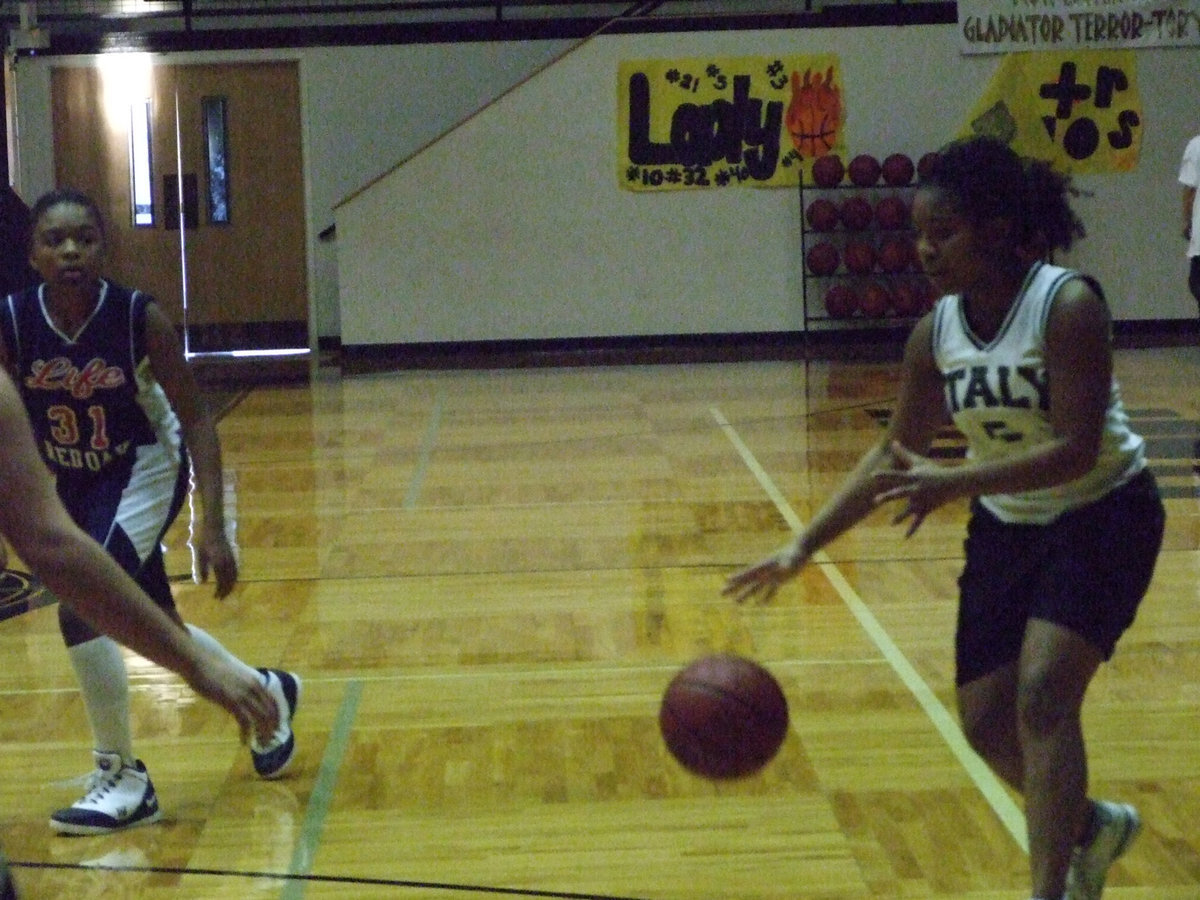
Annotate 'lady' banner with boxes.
[959,0,1200,53]
[618,55,844,191]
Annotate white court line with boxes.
[711,405,1028,852]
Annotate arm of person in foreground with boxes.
[143,301,239,597]
[1185,185,1196,241]
[0,373,277,741]
[723,312,950,604]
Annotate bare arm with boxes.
[143,302,237,597]
[723,312,949,603]
[1185,185,1196,240]
[0,372,276,739]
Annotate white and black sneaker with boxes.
[1066,800,1142,900]
[251,669,300,779]
[50,751,161,836]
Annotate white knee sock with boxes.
[67,636,134,766]
[185,625,262,683]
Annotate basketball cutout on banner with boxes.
[659,654,789,780]
[785,68,842,157]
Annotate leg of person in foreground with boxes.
[7,189,300,833]
[959,621,1140,900]
[50,473,299,834]
[0,373,282,830]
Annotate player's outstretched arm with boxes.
[0,372,277,742]
[722,439,895,604]
[724,314,948,604]
[143,301,238,597]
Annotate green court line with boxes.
[405,394,445,509]
[281,679,363,900]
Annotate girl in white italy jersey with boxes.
[725,135,1164,900]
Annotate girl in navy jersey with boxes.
[0,189,300,835]
[725,136,1163,900]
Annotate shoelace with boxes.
[78,769,124,804]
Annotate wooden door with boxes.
[50,61,307,353]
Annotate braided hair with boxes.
[919,136,1086,257]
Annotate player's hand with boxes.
[187,651,279,744]
[872,441,957,537]
[723,539,810,605]
[196,523,239,598]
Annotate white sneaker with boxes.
[50,751,161,836]
[1065,801,1141,900]
[251,669,300,779]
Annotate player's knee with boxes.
[959,699,1010,757]
[1015,670,1075,738]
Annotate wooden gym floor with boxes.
[0,344,1197,899]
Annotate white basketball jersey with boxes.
[930,261,1145,524]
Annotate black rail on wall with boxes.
[1,0,957,54]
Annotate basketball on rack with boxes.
[806,241,840,276]
[874,195,910,230]
[805,198,840,232]
[881,153,915,186]
[847,153,881,187]
[811,153,845,188]
[843,240,876,275]
[839,196,873,231]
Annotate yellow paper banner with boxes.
[960,50,1142,174]
[618,55,844,191]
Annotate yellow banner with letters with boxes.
[618,55,844,191]
[960,49,1142,174]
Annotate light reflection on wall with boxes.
[99,53,155,226]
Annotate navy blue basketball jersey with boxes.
[0,280,182,484]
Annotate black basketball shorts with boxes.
[954,468,1164,686]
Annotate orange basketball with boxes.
[875,195,910,230]
[824,283,858,318]
[805,198,840,232]
[659,654,789,780]
[847,154,882,187]
[811,153,845,188]
[843,240,876,275]
[879,236,914,273]
[805,241,840,276]
[859,281,892,318]
[881,153,915,186]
